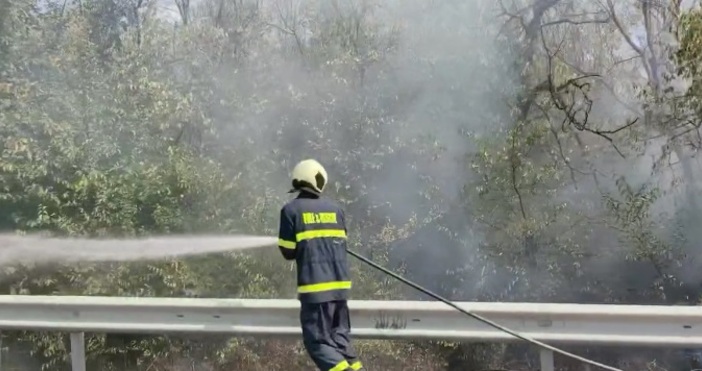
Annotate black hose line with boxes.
[346,248,622,371]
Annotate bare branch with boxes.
[535,102,587,189]
[606,0,644,57]
[510,128,528,220]
[173,0,189,25]
[268,0,305,56]
[556,55,643,117]
[539,22,637,158]
[541,13,610,27]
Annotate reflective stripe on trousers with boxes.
[328,360,363,371]
[298,280,352,294]
[329,360,349,371]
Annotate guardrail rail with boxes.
[0,296,699,371]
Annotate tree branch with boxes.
[539,23,637,158]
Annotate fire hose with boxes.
[346,248,622,371]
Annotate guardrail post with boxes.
[70,332,86,371]
[539,348,554,371]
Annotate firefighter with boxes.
[277,159,364,371]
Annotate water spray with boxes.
[0,234,278,266]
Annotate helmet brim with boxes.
[289,186,321,195]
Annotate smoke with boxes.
[372,0,513,207]
[190,0,615,301]
[223,0,527,300]
[215,0,517,292]
[0,234,276,267]
[265,0,702,305]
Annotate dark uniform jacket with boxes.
[278,191,351,303]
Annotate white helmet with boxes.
[289,159,328,194]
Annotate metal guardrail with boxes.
[0,295,699,371]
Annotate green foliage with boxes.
[602,177,687,302]
[677,9,702,117]
[468,116,588,301]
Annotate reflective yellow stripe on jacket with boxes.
[278,229,346,250]
[278,239,296,249]
[296,229,347,241]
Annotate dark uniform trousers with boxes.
[301,300,363,371]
